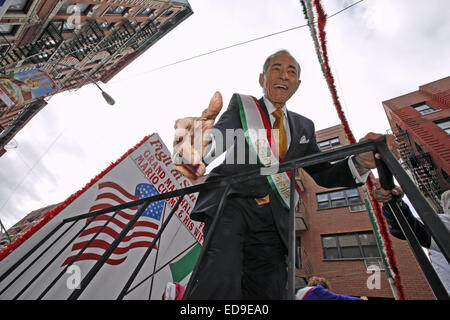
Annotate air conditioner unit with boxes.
[364,257,385,271]
[349,203,366,212]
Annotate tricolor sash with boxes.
[236,93,301,209]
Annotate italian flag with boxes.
[169,243,202,283]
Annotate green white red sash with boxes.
[236,93,301,209]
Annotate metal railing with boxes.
[0,138,449,300]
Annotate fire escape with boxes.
[395,128,443,212]
[0,21,64,69]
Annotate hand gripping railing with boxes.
[373,140,449,300]
[0,138,448,299]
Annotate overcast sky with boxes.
[0,0,449,229]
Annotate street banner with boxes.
[0,68,60,107]
[0,133,203,299]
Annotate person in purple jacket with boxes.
[296,276,366,300]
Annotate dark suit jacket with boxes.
[191,93,358,248]
[382,200,431,248]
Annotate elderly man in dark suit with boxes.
[173,49,398,299]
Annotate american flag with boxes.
[62,181,164,266]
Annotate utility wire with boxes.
[328,0,364,19]
[111,0,364,82]
[0,130,65,224]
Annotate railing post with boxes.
[183,184,231,299]
[287,168,296,300]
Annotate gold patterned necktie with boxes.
[272,109,287,160]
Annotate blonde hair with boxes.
[307,276,330,290]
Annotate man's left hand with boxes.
[373,178,404,203]
[354,132,400,169]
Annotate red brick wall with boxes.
[382,76,450,192]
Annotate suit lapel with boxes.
[284,111,300,160]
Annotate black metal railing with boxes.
[0,138,449,300]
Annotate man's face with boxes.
[259,53,301,109]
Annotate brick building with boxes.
[0,202,60,251]
[294,124,435,299]
[0,0,193,156]
[382,76,450,212]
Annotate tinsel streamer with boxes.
[0,134,152,262]
[311,0,355,143]
[300,0,325,75]
[303,0,406,299]
[365,174,405,299]
[363,183,405,299]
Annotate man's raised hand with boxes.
[172,91,223,180]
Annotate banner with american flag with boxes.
[61,182,165,266]
[0,134,202,299]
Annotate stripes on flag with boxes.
[62,181,164,266]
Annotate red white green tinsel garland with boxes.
[300,0,406,299]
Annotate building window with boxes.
[43,38,58,48]
[316,188,362,210]
[296,237,302,269]
[6,0,29,13]
[105,6,128,15]
[0,44,10,55]
[136,8,155,16]
[412,102,438,115]
[162,10,174,17]
[99,22,114,30]
[317,137,341,151]
[62,22,76,31]
[0,24,19,36]
[322,232,380,260]
[36,52,50,62]
[58,2,91,15]
[56,66,71,73]
[84,58,102,67]
[435,118,450,135]
[130,21,141,28]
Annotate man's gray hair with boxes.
[262,49,301,79]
